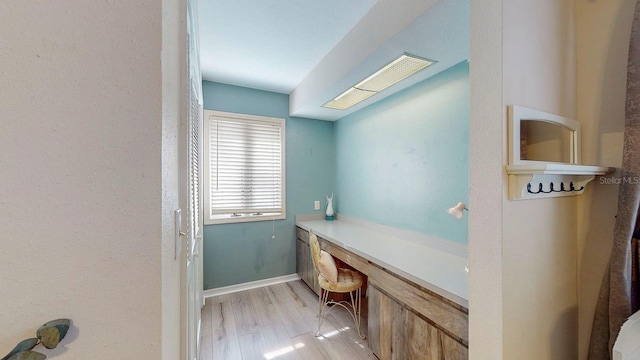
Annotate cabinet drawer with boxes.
[369,264,468,346]
[296,226,309,243]
[296,226,368,275]
[319,239,369,275]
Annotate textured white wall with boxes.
[576,1,635,359]
[162,0,186,359]
[469,0,504,358]
[470,0,580,359]
[502,1,579,359]
[0,1,178,359]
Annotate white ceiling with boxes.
[197,0,469,121]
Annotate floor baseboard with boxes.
[203,273,301,298]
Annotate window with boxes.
[204,110,285,224]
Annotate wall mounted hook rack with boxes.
[506,105,614,200]
[526,181,584,194]
[506,164,613,200]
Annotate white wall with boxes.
[0,1,181,358]
[470,0,580,358]
[162,0,187,358]
[469,0,504,358]
[502,1,579,359]
[576,1,635,359]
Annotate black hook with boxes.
[569,182,584,191]
[527,181,585,194]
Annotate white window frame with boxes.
[203,110,286,225]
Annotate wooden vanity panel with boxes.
[388,294,407,360]
[369,285,399,359]
[441,333,469,360]
[367,285,382,356]
[296,229,320,295]
[295,238,303,278]
[406,310,440,360]
[368,264,468,346]
[369,284,466,359]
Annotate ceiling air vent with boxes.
[323,53,436,110]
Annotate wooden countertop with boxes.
[296,217,469,308]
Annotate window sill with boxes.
[205,213,285,225]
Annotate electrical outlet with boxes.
[314,200,320,210]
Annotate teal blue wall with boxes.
[334,61,469,243]
[202,82,335,289]
[203,62,469,289]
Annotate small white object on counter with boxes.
[296,216,469,308]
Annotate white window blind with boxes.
[204,110,285,224]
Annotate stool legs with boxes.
[315,289,330,336]
[349,287,364,339]
[315,287,365,340]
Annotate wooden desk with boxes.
[296,220,468,360]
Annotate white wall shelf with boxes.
[506,164,615,200]
[507,105,615,200]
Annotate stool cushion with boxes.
[318,250,338,284]
[318,268,363,293]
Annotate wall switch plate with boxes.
[314,200,320,210]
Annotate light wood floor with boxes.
[200,280,377,360]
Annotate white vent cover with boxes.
[323,53,435,110]
[322,88,376,111]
